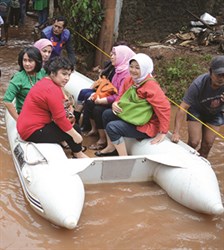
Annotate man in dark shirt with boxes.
[171,56,224,158]
[41,16,76,65]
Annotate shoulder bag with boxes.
[116,78,154,125]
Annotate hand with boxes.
[171,132,180,143]
[112,101,122,114]
[94,95,103,104]
[221,93,224,102]
[150,133,166,144]
[89,92,95,100]
[73,133,83,144]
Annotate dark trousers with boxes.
[84,99,111,129]
[26,122,82,153]
[10,8,20,26]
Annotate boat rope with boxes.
[168,98,224,140]
[74,30,224,140]
[74,30,110,58]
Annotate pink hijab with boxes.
[112,45,136,73]
[33,38,53,51]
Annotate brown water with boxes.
[0,16,224,250]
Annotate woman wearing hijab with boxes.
[34,38,53,65]
[95,53,171,156]
[85,45,136,150]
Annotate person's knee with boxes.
[201,140,213,151]
[188,138,200,149]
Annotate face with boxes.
[22,53,36,74]
[40,45,52,63]
[52,20,64,35]
[110,51,116,66]
[50,69,72,87]
[210,71,224,89]
[129,60,141,80]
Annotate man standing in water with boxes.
[41,16,76,66]
[171,56,224,159]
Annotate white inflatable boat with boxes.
[5,71,224,230]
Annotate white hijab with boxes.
[129,53,154,83]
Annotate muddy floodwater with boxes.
[0,16,224,250]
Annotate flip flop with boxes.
[88,143,107,150]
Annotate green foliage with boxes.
[58,0,104,52]
[155,54,212,104]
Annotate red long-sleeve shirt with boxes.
[17,77,73,140]
[116,75,171,137]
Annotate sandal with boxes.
[82,146,87,152]
[88,142,107,150]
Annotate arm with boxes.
[4,102,19,121]
[65,35,76,66]
[221,92,224,102]
[40,32,46,38]
[66,127,83,144]
[171,101,190,143]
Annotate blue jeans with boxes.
[37,8,48,25]
[102,109,149,144]
[77,88,95,104]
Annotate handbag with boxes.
[116,78,154,125]
[91,77,117,101]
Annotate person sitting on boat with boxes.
[41,16,76,66]
[74,41,129,132]
[83,45,136,151]
[17,56,88,159]
[3,46,46,121]
[73,60,116,132]
[33,38,53,65]
[171,55,224,159]
[95,53,171,157]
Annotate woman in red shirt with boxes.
[17,56,88,158]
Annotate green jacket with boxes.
[3,69,46,113]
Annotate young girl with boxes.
[96,53,171,156]
[17,56,88,159]
[3,46,45,120]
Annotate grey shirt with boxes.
[183,73,224,115]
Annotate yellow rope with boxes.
[168,97,224,139]
[74,30,110,58]
[74,30,224,140]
